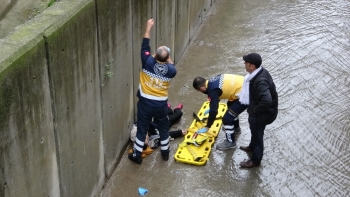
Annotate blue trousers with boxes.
[134,101,170,156]
[248,116,266,164]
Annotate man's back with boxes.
[137,38,176,107]
[207,74,244,101]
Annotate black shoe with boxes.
[128,153,142,164]
[240,159,260,168]
[239,146,253,152]
[161,149,169,161]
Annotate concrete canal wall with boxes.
[0,0,16,19]
[0,0,217,196]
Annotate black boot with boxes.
[128,149,142,164]
[161,149,170,161]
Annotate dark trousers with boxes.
[148,107,183,136]
[223,100,248,128]
[168,108,183,126]
[248,116,266,164]
[134,101,170,156]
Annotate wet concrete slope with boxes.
[100,0,350,196]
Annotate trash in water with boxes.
[138,187,148,196]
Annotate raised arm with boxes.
[141,18,154,65]
[143,18,154,38]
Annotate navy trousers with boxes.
[134,101,170,156]
[222,100,247,128]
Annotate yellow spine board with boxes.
[174,101,227,165]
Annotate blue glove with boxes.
[204,108,210,116]
[197,127,208,133]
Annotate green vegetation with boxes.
[102,59,114,86]
[48,0,56,7]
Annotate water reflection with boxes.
[173,0,350,196]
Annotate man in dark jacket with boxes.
[238,53,278,168]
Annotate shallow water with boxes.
[101,0,350,196]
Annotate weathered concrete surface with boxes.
[0,19,59,197]
[174,1,190,63]
[96,0,134,178]
[44,1,104,197]
[155,0,176,59]
[0,0,52,38]
[0,0,217,196]
[175,0,215,62]
[189,0,204,42]
[131,0,157,118]
[0,0,14,18]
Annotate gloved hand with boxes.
[204,108,210,116]
[197,127,208,133]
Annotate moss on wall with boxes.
[0,79,12,128]
[0,38,45,126]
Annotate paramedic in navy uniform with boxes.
[128,18,176,164]
[192,74,247,150]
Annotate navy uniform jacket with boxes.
[137,38,176,107]
[206,74,244,127]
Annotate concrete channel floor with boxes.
[99,1,260,197]
[99,0,350,196]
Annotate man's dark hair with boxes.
[193,77,206,90]
[155,47,169,62]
